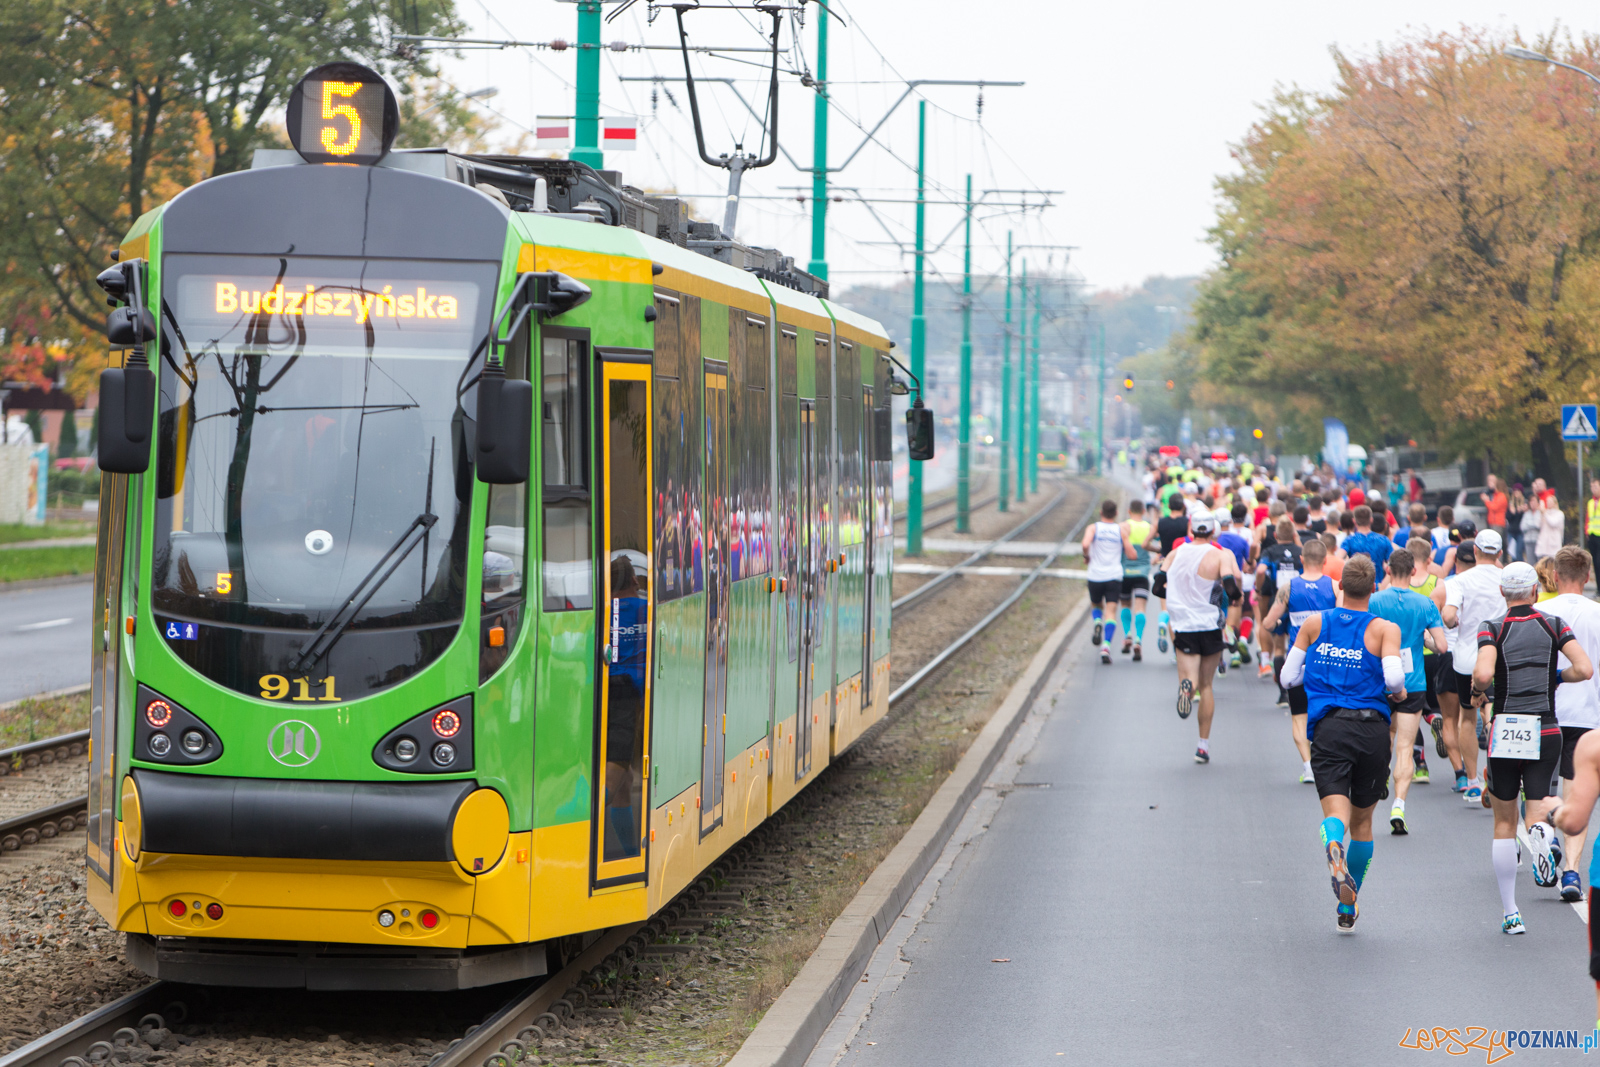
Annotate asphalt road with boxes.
[0,581,92,703]
[810,634,1600,1066]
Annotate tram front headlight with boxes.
[148,733,172,757]
[135,685,222,765]
[180,730,206,755]
[374,696,472,774]
[395,737,418,762]
[432,742,457,767]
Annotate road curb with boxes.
[0,684,91,714]
[726,595,1090,1067]
[0,574,94,594]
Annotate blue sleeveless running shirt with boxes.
[1285,574,1336,645]
[1304,607,1391,739]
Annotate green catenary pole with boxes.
[571,0,603,169]
[1029,280,1041,491]
[907,100,926,555]
[999,231,1013,512]
[1096,322,1106,475]
[956,174,973,533]
[1016,259,1027,503]
[808,6,828,279]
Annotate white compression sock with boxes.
[1492,838,1519,915]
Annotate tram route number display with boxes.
[259,674,341,703]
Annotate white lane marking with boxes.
[1574,901,1587,924]
[14,617,72,632]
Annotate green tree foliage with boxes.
[0,0,463,342]
[57,403,77,456]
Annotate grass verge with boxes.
[0,545,96,584]
[1,691,91,750]
[0,522,95,546]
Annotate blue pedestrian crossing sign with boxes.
[1562,404,1598,442]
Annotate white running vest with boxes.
[1086,521,1125,582]
[1166,541,1221,633]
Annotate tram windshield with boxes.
[150,253,498,700]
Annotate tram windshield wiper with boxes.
[292,509,438,672]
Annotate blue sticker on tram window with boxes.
[164,621,198,641]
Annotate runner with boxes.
[1532,545,1600,902]
[1280,555,1407,930]
[1154,496,1191,654]
[1215,506,1254,668]
[1470,561,1593,934]
[1262,537,1337,783]
[1408,537,1451,785]
[1341,505,1394,569]
[1443,531,1507,803]
[1153,511,1244,764]
[1550,735,1600,1021]
[1367,548,1447,835]
[1084,499,1136,666]
[1120,500,1154,662]
[1257,519,1303,693]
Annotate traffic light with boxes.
[1252,428,1264,440]
[1165,379,1175,390]
[1122,377,1134,391]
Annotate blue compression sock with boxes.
[1103,622,1115,644]
[1319,816,1346,850]
[1159,610,1170,630]
[1092,607,1103,623]
[1347,839,1374,891]
[1119,607,1133,638]
[1135,613,1147,640]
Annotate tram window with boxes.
[838,342,857,542]
[741,316,769,576]
[652,294,702,603]
[542,338,586,491]
[779,327,799,661]
[542,335,592,612]
[482,481,526,679]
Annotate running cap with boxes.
[1191,512,1218,535]
[1212,509,1232,528]
[1182,482,1197,495]
[1499,561,1538,596]
[1474,528,1503,555]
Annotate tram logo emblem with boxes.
[268,720,321,767]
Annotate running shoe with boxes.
[1157,623,1169,654]
[1217,658,1227,676]
[1337,901,1359,931]
[1502,911,1526,935]
[1275,691,1289,707]
[1453,772,1469,793]
[1299,768,1315,784]
[1091,621,1102,646]
[1132,644,1143,663]
[1549,829,1565,870]
[1561,871,1584,903]
[1258,662,1273,680]
[1390,806,1408,835]
[1100,648,1112,665]
[1326,840,1359,909]
[1465,783,1483,804]
[1229,653,1241,669]
[1194,746,1209,764]
[1121,637,1133,655]
[1530,824,1559,888]
[1177,679,1194,719]
[1477,719,1488,752]
[1431,715,1448,760]
[1413,763,1430,783]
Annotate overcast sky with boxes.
[431,1,1594,294]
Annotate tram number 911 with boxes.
[259,675,341,703]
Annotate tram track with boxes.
[2,477,1102,1067]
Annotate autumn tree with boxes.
[1193,30,1600,489]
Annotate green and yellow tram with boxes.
[84,64,925,989]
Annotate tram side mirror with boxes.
[475,365,532,484]
[98,365,155,474]
[106,306,157,347]
[906,403,935,462]
[533,271,592,317]
[887,374,910,397]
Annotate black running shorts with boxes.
[1388,691,1427,718]
[1561,725,1591,782]
[1310,709,1392,808]
[1451,666,1480,705]
[1120,575,1150,600]
[1485,726,1562,803]
[1422,652,1441,713]
[1087,580,1121,607]
[1173,628,1225,657]
[1288,684,1308,716]
[1590,895,1600,980]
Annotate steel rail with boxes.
[1,730,90,774]
[0,983,179,1067]
[0,796,89,852]
[890,481,1075,613]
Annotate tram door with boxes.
[860,385,875,704]
[701,366,729,834]
[87,475,128,890]
[795,400,817,779]
[594,360,652,884]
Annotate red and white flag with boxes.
[535,117,571,150]
[602,116,638,151]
